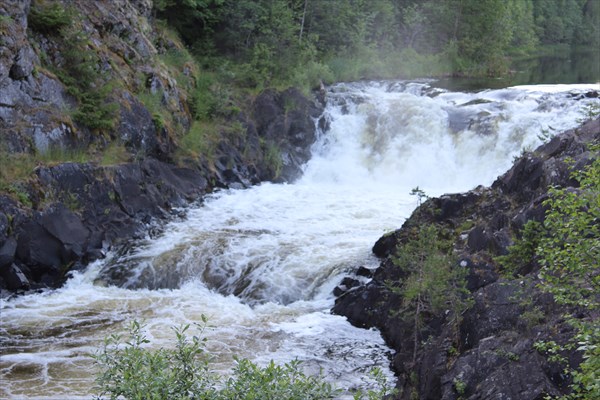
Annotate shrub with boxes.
[93,320,396,400]
[506,144,599,399]
[28,1,70,34]
[495,220,544,276]
[93,320,339,400]
[387,223,472,364]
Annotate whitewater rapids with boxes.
[1,80,598,399]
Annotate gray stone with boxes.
[0,237,17,268]
[0,263,29,290]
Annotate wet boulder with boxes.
[0,263,30,291]
[252,87,322,182]
[332,277,360,297]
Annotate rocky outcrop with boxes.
[333,117,599,399]
[0,0,171,156]
[0,0,324,295]
[0,159,208,293]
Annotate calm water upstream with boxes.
[1,76,599,399]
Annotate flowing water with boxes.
[1,80,599,399]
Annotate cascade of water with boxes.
[1,81,598,399]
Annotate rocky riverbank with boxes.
[0,0,323,295]
[333,117,599,399]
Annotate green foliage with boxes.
[0,14,14,34]
[506,144,600,399]
[496,220,544,276]
[494,349,520,362]
[28,1,71,34]
[577,102,600,123]
[100,142,130,166]
[538,149,600,310]
[190,73,220,121]
[0,182,33,208]
[37,146,90,165]
[537,149,599,397]
[93,320,216,400]
[570,326,600,398]
[453,378,467,396]
[261,140,282,179]
[178,121,218,161]
[409,186,428,207]
[533,339,570,365]
[152,0,597,87]
[387,223,472,363]
[48,25,118,131]
[353,367,398,400]
[220,358,336,399]
[93,319,342,400]
[0,149,36,189]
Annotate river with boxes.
[1,79,599,399]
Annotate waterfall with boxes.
[1,80,598,399]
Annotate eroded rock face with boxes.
[0,0,184,157]
[252,87,325,182]
[0,0,323,295]
[333,118,600,399]
[0,159,208,295]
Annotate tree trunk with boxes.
[299,0,308,44]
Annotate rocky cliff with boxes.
[0,0,323,295]
[333,117,600,399]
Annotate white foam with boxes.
[1,81,598,399]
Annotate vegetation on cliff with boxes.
[2,0,598,195]
[502,145,599,399]
[333,118,600,399]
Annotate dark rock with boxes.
[440,336,562,400]
[494,155,545,202]
[0,212,9,243]
[460,281,522,350]
[9,46,36,80]
[333,277,360,296]
[16,220,63,271]
[0,237,17,268]
[460,257,498,292]
[251,87,322,182]
[467,226,491,252]
[40,205,90,258]
[372,231,399,258]
[356,266,374,278]
[118,92,174,160]
[435,192,480,221]
[0,263,30,290]
[334,118,600,399]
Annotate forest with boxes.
[154,0,600,89]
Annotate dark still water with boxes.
[435,46,600,91]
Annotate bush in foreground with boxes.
[93,319,393,400]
